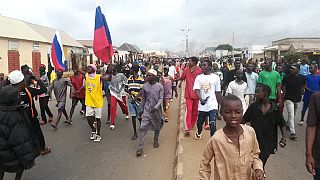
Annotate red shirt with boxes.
[180,66,202,99]
[70,74,85,99]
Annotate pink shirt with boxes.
[180,66,202,99]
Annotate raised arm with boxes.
[199,140,214,179]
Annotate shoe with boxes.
[165,118,168,123]
[106,120,111,125]
[90,132,96,140]
[170,99,173,102]
[94,135,102,142]
[131,134,137,140]
[40,120,47,125]
[185,130,190,137]
[48,117,53,123]
[41,147,51,155]
[204,125,210,130]
[125,115,130,120]
[136,149,143,156]
[80,110,85,115]
[298,121,304,126]
[195,132,202,140]
[290,133,297,140]
[153,141,159,148]
[110,124,115,130]
[64,120,72,125]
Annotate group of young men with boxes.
[1,55,320,179]
[177,56,319,179]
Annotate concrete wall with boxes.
[272,38,320,49]
[0,39,8,75]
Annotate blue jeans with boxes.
[197,109,218,136]
[315,167,320,180]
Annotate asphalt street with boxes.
[4,96,179,180]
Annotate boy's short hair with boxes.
[190,57,199,64]
[220,94,242,110]
[257,83,271,97]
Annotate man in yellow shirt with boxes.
[85,64,110,142]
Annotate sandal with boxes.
[41,147,51,155]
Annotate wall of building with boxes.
[272,39,320,49]
[0,39,8,75]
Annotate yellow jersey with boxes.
[85,74,103,108]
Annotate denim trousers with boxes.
[197,109,218,136]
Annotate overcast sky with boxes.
[1,0,320,55]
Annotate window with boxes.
[33,42,40,51]
[8,40,19,50]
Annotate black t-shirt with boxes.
[242,102,286,155]
[282,74,306,102]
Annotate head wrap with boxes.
[87,64,97,78]
[8,70,24,85]
[147,69,157,76]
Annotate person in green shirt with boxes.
[258,59,281,101]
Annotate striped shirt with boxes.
[127,75,144,103]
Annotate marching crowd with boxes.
[0,56,319,179]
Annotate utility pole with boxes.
[232,31,235,61]
[179,0,191,58]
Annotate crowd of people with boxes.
[0,56,319,179]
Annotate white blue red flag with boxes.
[50,30,66,71]
[93,4,114,63]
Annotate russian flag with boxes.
[93,5,114,63]
[50,30,66,71]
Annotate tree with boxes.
[216,44,233,51]
[283,52,304,63]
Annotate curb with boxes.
[174,84,186,180]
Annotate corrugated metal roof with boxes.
[25,22,83,48]
[0,15,83,48]
[0,16,48,42]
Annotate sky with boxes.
[1,0,320,55]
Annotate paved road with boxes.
[4,97,179,180]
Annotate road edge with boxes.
[173,84,185,180]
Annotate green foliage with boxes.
[283,52,304,63]
[216,44,233,51]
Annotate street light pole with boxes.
[232,31,235,61]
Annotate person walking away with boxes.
[161,66,173,123]
[177,57,202,136]
[245,63,258,106]
[226,69,248,113]
[8,70,51,155]
[38,64,53,125]
[193,60,222,138]
[199,95,264,180]
[300,59,310,77]
[126,65,144,140]
[242,84,287,174]
[282,64,306,140]
[109,64,129,129]
[168,61,178,100]
[136,69,164,156]
[69,68,86,122]
[258,59,282,102]
[0,85,40,180]
[50,69,74,128]
[305,92,320,180]
[300,64,320,125]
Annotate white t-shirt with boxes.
[168,66,177,79]
[226,80,248,112]
[193,73,221,112]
